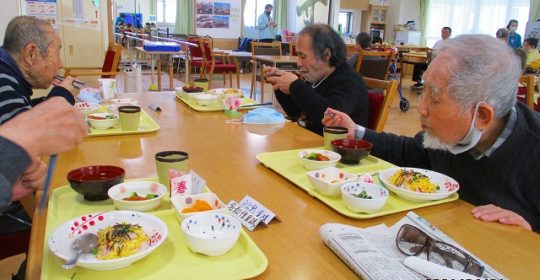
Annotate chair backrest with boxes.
[355,49,394,80]
[518,74,535,110]
[289,42,297,56]
[187,37,203,59]
[364,77,399,132]
[101,43,122,78]
[251,41,282,56]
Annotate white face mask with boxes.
[422,102,484,154]
[509,26,517,32]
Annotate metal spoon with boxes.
[61,233,99,270]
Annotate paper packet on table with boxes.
[169,170,206,197]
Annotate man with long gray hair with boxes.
[0,16,79,124]
[323,35,540,232]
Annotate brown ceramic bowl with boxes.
[67,165,125,201]
[182,86,204,93]
[330,139,373,164]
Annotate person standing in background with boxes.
[506,19,522,49]
[258,4,277,42]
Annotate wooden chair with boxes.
[517,74,535,110]
[250,41,282,102]
[355,49,394,80]
[289,41,297,56]
[200,38,240,89]
[63,43,122,78]
[364,77,399,132]
[187,36,205,81]
[0,196,34,260]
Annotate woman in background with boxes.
[506,19,522,49]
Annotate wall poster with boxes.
[295,0,331,31]
[24,0,58,29]
[195,0,241,38]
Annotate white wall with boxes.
[0,0,23,44]
[386,0,420,43]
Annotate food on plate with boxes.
[122,192,159,201]
[87,114,117,120]
[354,190,373,199]
[223,88,241,95]
[95,222,149,260]
[304,152,330,161]
[389,169,439,193]
[181,199,213,213]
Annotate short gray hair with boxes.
[3,16,55,55]
[433,34,520,118]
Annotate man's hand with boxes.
[322,108,357,139]
[0,97,88,157]
[264,67,299,94]
[52,76,81,96]
[11,158,47,201]
[471,204,532,231]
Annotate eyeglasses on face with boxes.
[395,224,485,277]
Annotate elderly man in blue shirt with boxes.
[257,4,277,42]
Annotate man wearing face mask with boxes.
[257,4,277,43]
[323,35,540,233]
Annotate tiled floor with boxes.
[0,65,423,279]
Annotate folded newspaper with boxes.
[319,211,505,280]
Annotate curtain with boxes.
[175,0,194,34]
[425,0,530,47]
[276,0,288,33]
[530,0,540,21]
[419,0,430,47]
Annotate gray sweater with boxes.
[0,136,31,212]
[364,102,540,232]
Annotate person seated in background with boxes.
[264,24,369,135]
[411,26,451,90]
[347,32,372,69]
[323,35,540,232]
[496,28,509,43]
[523,37,540,66]
[371,36,383,45]
[0,16,80,124]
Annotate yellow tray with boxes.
[88,107,159,137]
[41,182,268,279]
[176,92,259,112]
[256,148,459,219]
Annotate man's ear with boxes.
[475,102,495,131]
[21,43,39,66]
[322,48,331,62]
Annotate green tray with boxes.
[41,181,268,279]
[88,107,159,137]
[256,148,459,219]
[176,92,259,112]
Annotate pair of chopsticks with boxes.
[38,154,57,213]
[54,75,85,89]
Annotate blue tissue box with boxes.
[143,42,181,52]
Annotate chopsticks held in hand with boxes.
[38,154,57,214]
[54,75,85,89]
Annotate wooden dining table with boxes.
[27,92,540,279]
